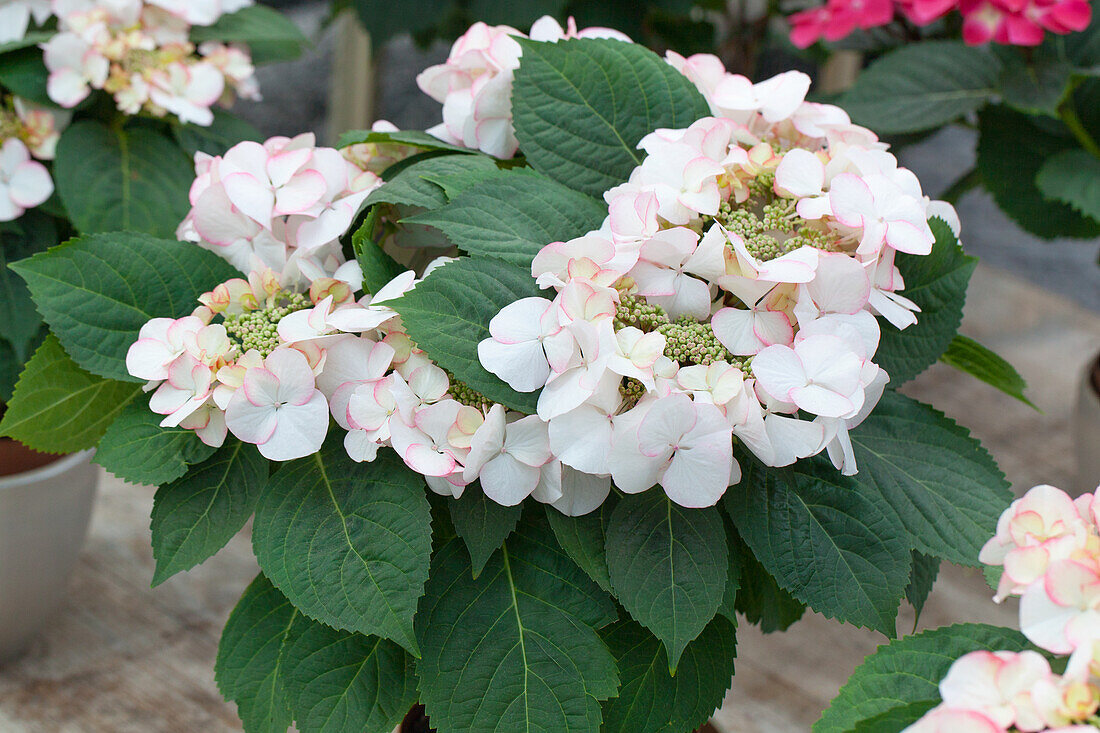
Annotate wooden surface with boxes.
[0,264,1098,733]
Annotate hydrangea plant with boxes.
[0,0,307,414]
[823,482,1100,733]
[2,15,1038,733]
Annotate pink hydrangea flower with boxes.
[463,404,552,505]
[224,347,329,461]
[980,484,1094,602]
[788,0,895,48]
[609,393,734,508]
[936,650,1051,730]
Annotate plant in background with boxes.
[1,15,1041,733]
[334,0,808,78]
[785,0,1100,250]
[0,0,307,419]
[822,483,1100,732]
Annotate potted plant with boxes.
[822,482,1100,732]
[5,14,1040,731]
[0,0,306,663]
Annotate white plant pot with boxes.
[0,449,98,664]
[1076,353,1100,494]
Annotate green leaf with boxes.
[875,218,976,384]
[0,328,46,403]
[977,105,1100,239]
[11,231,241,381]
[0,335,141,453]
[0,31,55,57]
[1062,11,1100,70]
[415,511,619,733]
[190,5,309,64]
[349,206,407,295]
[337,128,475,155]
[732,536,805,633]
[717,518,742,623]
[218,574,418,733]
[905,551,939,623]
[282,620,418,733]
[605,492,728,670]
[512,37,711,197]
[1036,148,1100,223]
[601,615,736,733]
[815,623,1035,732]
[54,120,195,238]
[838,41,1002,134]
[940,333,1035,407]
[0,212,55,359]
[216,574,298,733]
[94,399,217,486]
[998,49,1075,117]
[844,701,939,733]
[545,497,616,593]
[727,456,910,636]
[251,444,432,656]
[447,486,522,578]
[173,109,262,157]
[365,154,500,210]
[406,168,607,267]
[151,441,268,585]
[392,256,545,414]
[0,47,51,105]
[848,391,1011,567]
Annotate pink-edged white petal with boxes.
[254,391,329,461]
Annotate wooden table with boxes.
[1,265,1098,733]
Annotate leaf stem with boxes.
[1058,95,1100,159]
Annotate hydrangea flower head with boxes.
[479,61,952,509]
[41,0,261,123]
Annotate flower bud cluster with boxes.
[41,0,259,125]
[481,58,958,510]
[0,96,61,221]
[906,483,1100,733]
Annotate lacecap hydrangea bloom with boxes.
[42,0,259,125]
[479,60,959,510]
[903,483,1100,733]
[129,129,601,515]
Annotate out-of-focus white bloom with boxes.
[42,0,259,123]
[0,137,53,221]
[0,0,52,43]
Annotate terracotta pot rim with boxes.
[0,449,91,491]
